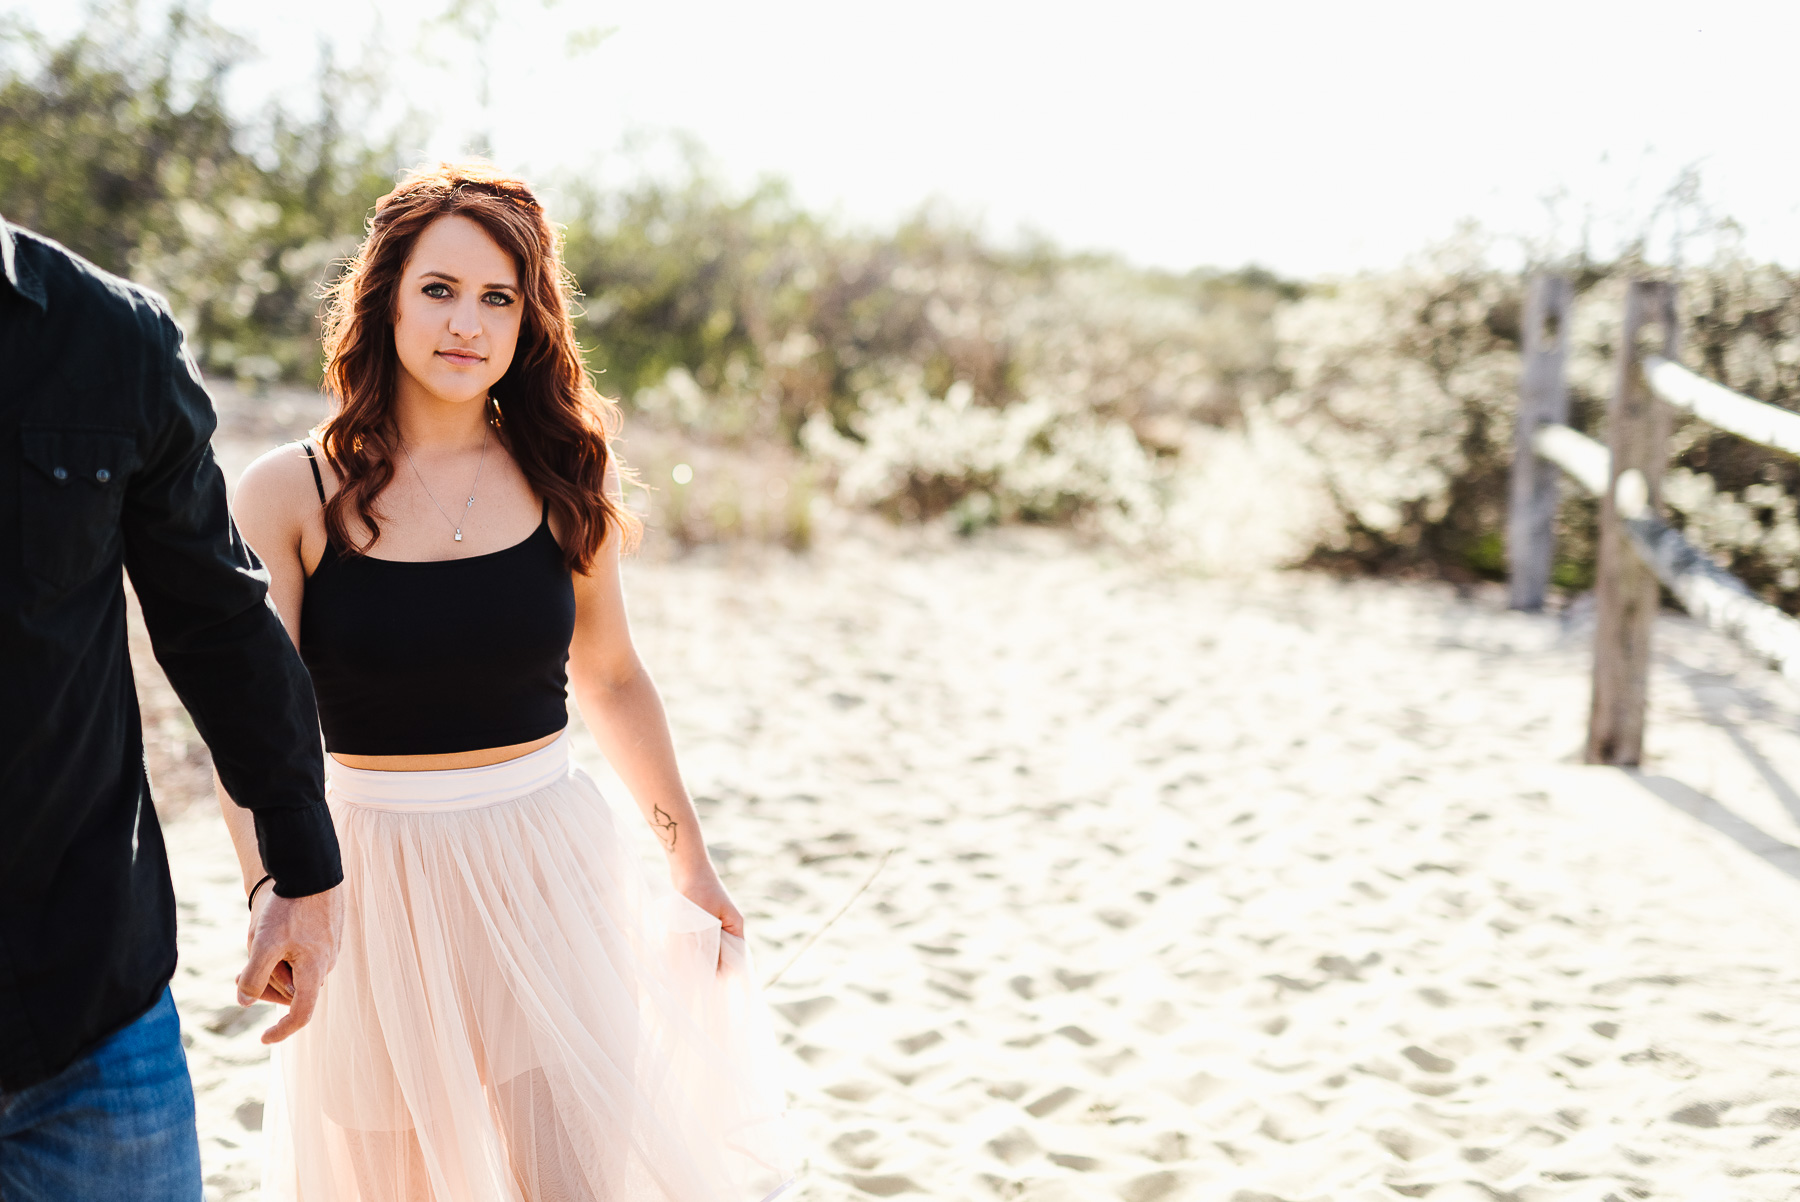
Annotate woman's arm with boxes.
[211,444,344,1039]
[564,500,743,936]
[214,444,316,888]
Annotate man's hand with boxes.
[238,884,344,1044]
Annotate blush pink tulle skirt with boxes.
[261,733,795,1202]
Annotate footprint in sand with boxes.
[1669,1101,1730,1128]
[894,1029,944,1055]
[1399,1044,1456,1073]
[1166,1073,1227,1106]
[1137,1000,1182,1035]
[1117,1169,1187,1202]
[844,1172,920,1197]
[203,1004,270,1038]
[1054,968,1100,991]
[824,1079,883,1102]
[829,1128,882,1170]
[1024,1086,1080,1118]
[1374,1124,1445,1162]
[1140,1131,1191,1164]
[771,995,836,1027]
[987,1126,1039,1166]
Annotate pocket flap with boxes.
[20,426,139,488]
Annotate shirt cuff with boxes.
[251,805,344,898]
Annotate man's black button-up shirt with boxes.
[0,220,342,1091]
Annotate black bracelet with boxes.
[247,874,275,911]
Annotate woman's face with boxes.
[391,214,523,408]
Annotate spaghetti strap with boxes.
[299,441,326,504]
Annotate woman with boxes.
[216,162,793,1201]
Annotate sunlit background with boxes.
[15,0,1800,274]
[9,0,1800,591]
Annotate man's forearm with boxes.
[144,589,340,896]
[125,318,340,896]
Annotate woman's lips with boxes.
[437,349,484,366]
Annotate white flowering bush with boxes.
[803,382,1160,537]
[1664,470,1800,592]
[1156,416,1336,573]
[1262,237,1522,573]
[782,252,1343,571]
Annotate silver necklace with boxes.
[401,424,490,542]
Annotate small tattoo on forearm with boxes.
[652,806,678,850]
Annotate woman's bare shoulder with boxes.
[234,441,328,538]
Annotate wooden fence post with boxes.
[1508,274,1574,610]
[1588,279,1677,766]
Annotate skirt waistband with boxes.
[326,732,572,812]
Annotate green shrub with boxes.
[0,3,400,383]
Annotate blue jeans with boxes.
[0,987,202,1200]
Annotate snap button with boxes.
[51,466,67,481]
[95,468,111,483]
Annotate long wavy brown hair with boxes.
[315,160,638,572]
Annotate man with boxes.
[0,217,343,1198]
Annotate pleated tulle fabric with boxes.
[262,739,795,1202]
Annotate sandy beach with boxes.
[142,499,1800,1202]
[17,8,1800,1196]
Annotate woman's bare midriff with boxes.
[330,729,564,772]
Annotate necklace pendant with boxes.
[454,530,463,542]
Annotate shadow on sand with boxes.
[1619,651,1800,882]
[1627,774,1800,882]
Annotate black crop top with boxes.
[296,444,575,755]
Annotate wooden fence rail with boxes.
[1533,423,1800,683]
[1510,274,1800,765]
[1646,355,1800,456]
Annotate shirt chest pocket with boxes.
[19,426,140,592]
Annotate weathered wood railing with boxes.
[1509,274,1800,765]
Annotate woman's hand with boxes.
[671,859,744,938]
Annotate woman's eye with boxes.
[422,282,451,298]
[484,291,515,307]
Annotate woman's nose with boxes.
[448,298,482,338]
